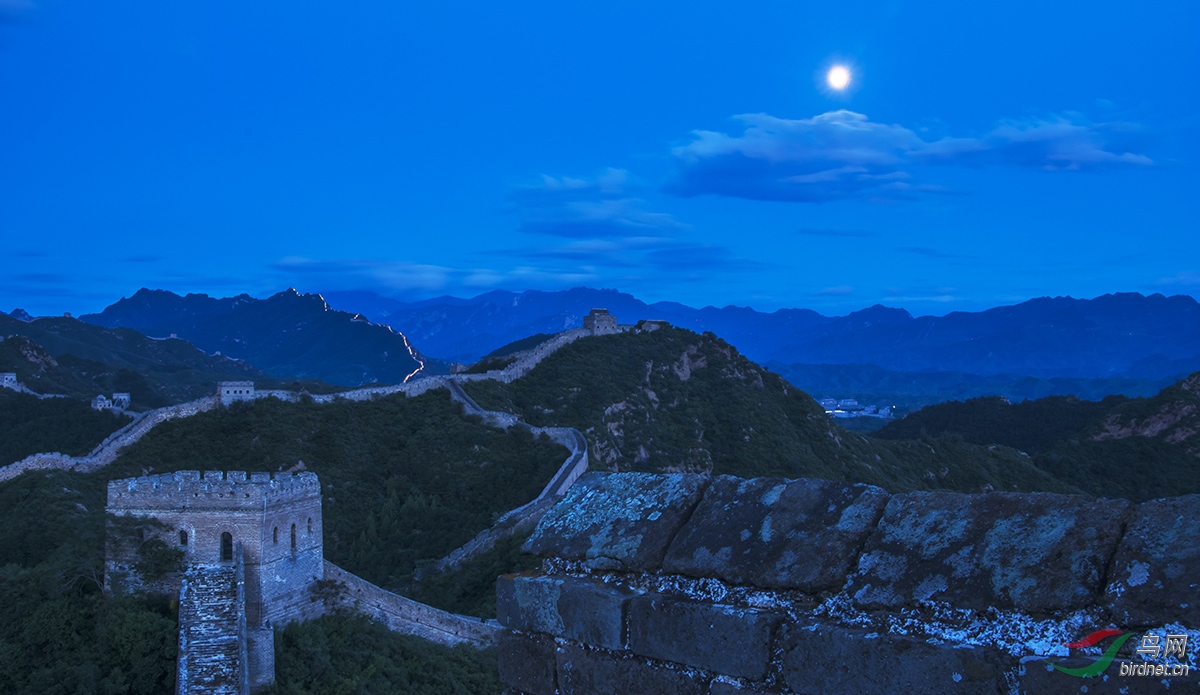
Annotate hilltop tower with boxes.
[107,470,324,693]
[218,381,256,405]
[583,308,618,335]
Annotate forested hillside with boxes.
[0,322,337,408]
[0,387,556,694]
[462,325,1073,496]
[876,372,1200,501]
[110,390,566,592]
[0,390,132,465]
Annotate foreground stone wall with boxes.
[498,473,1200,695]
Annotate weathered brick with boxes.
[628,595,780,681]
[1016,657,1195,694]
[497,574,637,650]
[556,643,708,695]
[709,680,777,695]
[782,624,1004,695]
[498,630,557,695]
[1104,494,1200,628]
[847,491,1129,613]
[523,472,710,571]
[663,475,888,592]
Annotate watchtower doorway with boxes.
[220,532,233,561]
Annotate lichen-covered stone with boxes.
[523,472,709,571]
[498,630,557,695]
[556,643,709,695]
[662,475,888,592]
[782,623,1004,695]
[847,491,1129,613]
[497,573,638,650]
[1104,494,1200,628]
[628,595,780,680]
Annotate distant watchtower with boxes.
[584,308,618,336]
[0,372,16,390]
[106,470,324,692]
[218,381,256,405]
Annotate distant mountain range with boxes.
[81,289,428,387]
[54,286,1200,404]
[324,287,1200,398]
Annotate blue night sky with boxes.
[1,1,1197,316]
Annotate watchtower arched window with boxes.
[273,527,279,544]
[220,532,233,561]
[179,530,188,546]
[307,518,313,535]
[290,524,297,551]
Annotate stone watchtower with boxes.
[107,470,325,694]
[218,381,256,405]
[583,308,618,335]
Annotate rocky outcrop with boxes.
[498,473,1199,694]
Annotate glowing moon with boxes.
[827,65,851,90]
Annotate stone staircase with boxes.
[177,563,248,695]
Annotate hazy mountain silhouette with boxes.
[324,288,1200,383]
[82,288,427,387]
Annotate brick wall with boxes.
[497,472,1200,695]
[323,561,499,647]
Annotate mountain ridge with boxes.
[82,288,430,387]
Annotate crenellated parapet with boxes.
[108,469,320,511]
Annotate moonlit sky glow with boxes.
[0,1,1197,317]
[828,65,851,90]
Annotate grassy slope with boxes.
[463,326,1074,495]
[0,389,132,465]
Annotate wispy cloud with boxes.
[1155,272,1200,287]
[895,246,976,261]
[813,285,855,296]
[797,228,877,238]
[273,257,455,293]
[512,168,688,238]
[667,110,1151,203]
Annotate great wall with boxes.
[9,310,1197,693]
[0,319,610,694]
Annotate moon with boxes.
[827,65,851,90]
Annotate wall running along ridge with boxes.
[497,472,1200,695]
[0,328,591,483]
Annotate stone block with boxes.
[523,472,709,571]
[663,475,888,592]
[556,643,709,695]
[628,595,780,680]
[709,680,776,695]
[848,491,1129,613]
[498,630,557,695]
[1104,494,1200,627]
[497,574,637,650]
[1016,657,1195,694]
[782,623,1004,695]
